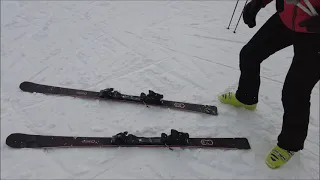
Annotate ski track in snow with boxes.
[1,1,319,179]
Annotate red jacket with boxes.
[263,0,320,33]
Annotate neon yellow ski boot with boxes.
[218,92,257,110]
[265,145,295,169]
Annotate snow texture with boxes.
[1,0,319,179]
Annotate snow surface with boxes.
[1,0,319,179]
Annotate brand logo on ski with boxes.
[200,139,214,145]
[173,102,185,108]
[81,140,97,144]
[76,91,87,95]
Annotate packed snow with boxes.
[1,0,319,179]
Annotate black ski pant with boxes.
[235,13,320,152]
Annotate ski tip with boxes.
[19,81,34,91]
[6,133,34,148]
[6,133,23,148]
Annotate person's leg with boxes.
[265,32,320,169]
[278,32,320,151]
[219,13,294,108]
[236,13,294,105]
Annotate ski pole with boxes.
[227,0,240,29]
[233,0,249,33]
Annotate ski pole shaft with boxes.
[234,0,249,33]
[227,0,240,29]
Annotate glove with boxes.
[299,14,320,33]
[243,0,264,28]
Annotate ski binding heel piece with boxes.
[111,131,140,145]
[140,90,164,105]
[161,129,190,146]
[99,88,123,99]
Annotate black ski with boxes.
[19,81,218,115]
[6,129,250,150]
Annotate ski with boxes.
[6,129,250,150]
[19,81,218,115]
